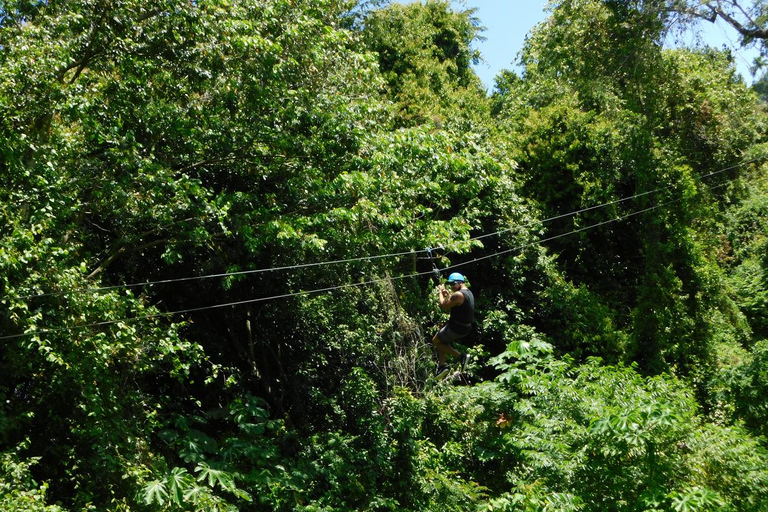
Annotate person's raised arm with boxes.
[438,284,465,310]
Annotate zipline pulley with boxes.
[425,246,443,281]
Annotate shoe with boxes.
[435,365,450,380]
[460,353,470,371]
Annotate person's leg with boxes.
[440,342,461,362]
[432,330,461,365]
[431,331,446,365]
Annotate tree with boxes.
[722,170,768,339]
[360,0,489,129]
[3,0,768,509]
[491,0,764,379]
[753,68,768,99]
[0,0,388,506]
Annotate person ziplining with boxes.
[432,272,473,380]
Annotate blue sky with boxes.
[458,0,760,91]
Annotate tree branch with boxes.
[57,5,169,84]
[57,8,108,84]
[87,238,170,280]
[730,0,757,27]
[85,216,200,279]
[682,1,768,41]
[176,143,256,173]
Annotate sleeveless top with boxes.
[448,288,475,335]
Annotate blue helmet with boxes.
[447,272,466,283]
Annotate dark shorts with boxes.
[436,323,469,345]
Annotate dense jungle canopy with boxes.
[2,0,768,510]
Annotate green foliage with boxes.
[0,258,206,505]
[0,446,63,512]
[722,172,768,337]
[143,394,285,511]
[477,345,768,511]
[753,72,768,102]
[713,340,768,440]
[0,0,385,507]
[492,0,765,380]
[3,0,768,510]
[361,0,489,128]
[520,0,669,112]
[661,48,763,169]
[686,422,768,510]
[538,272,630,362]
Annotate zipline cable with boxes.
[449,195,686,272]
[11,154,764,302]
[450,164,764,272]
[0,173,742,342]
[468,155,762,243]
[14,248,425,301]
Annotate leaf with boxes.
[195,463,236,491]
[143,479,168,506]
[183,484,207,503]
[168,466,193,505]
